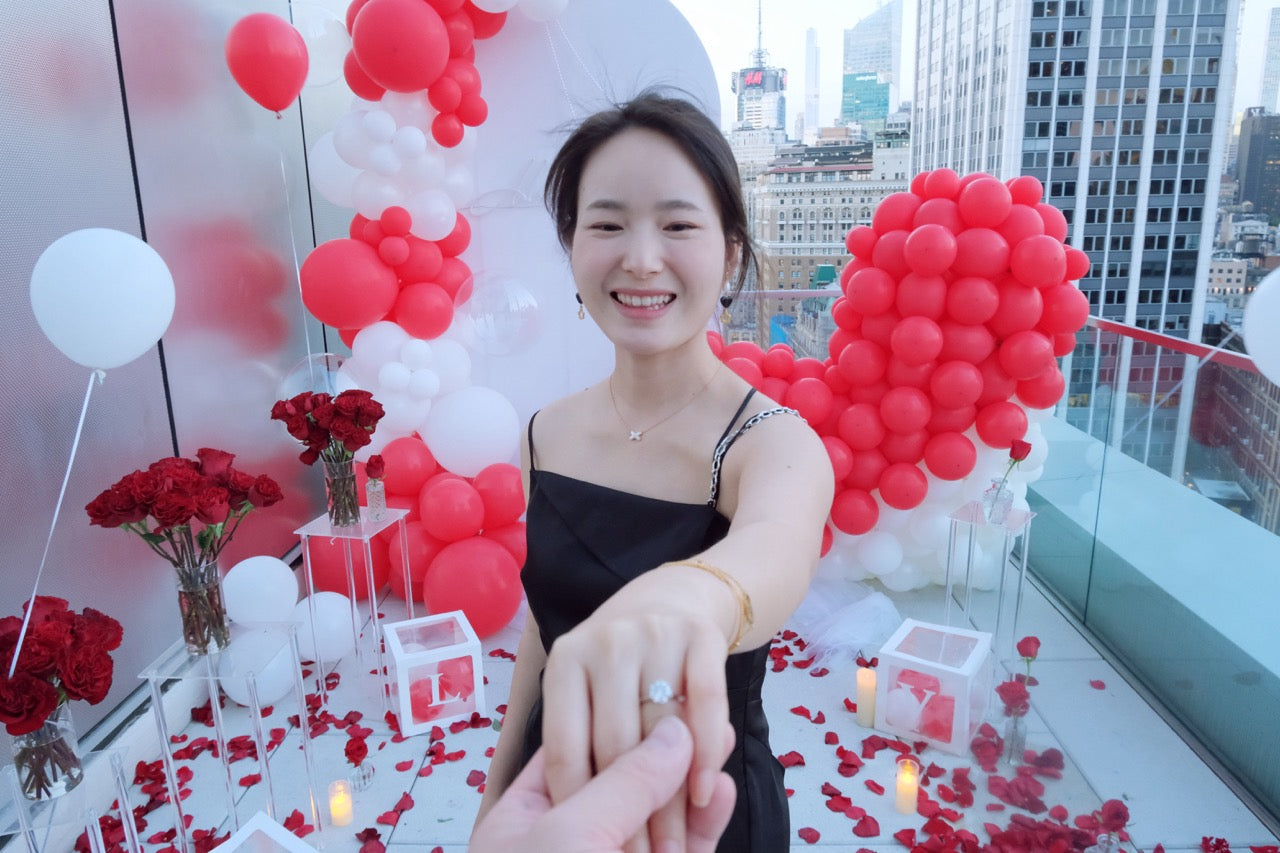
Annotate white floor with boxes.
[5,577,1276,853]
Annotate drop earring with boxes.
[576,292,585,320]
[719,294,733,324]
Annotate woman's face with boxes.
[570,127,735,358]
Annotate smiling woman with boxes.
[471,92,834,853]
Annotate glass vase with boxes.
[323,457,360,528]
[12,702,83,801]
[1003,714,1027,766]
[982,477,1014,524]
[175,559,230,656]
[1084,833,1121,853]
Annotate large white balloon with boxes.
[421,386,520,476]
[292,593,356,663]
[856,531,904,577]
[30,229,175,369]
[223,556,299,625]
[352,321,412,369]
[218,628,297,706]
[1244,267,1280,386]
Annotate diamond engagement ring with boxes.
[643,679,683,705]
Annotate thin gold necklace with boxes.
[608,364,722,442]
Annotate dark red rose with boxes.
[0,673,60,736]
[196,448,236,482]
[59,645,114,704]
[995,679,1031,716]
[248,475,284,508]
[86,482,148,527]
[1009,439,1032,462]
[1016,635,1041,660]
[194,486,232,525]
[344,736,368,766]
[24,596,70,623]
[365,455,385,480]
[1098,799,1129,831]
[151,491,197,530]
[15,619,72,679]
[74,608,124,651]
[224,469,256,508]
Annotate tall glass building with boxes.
[841,0,902,132]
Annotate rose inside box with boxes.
[874,619,993,755]
[382,611,485,736]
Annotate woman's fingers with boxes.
[540,647,594,807]
[687,772,737,853]
[682,626,731,808]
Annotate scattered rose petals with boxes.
[798,827,820,843]
[418,765,434,777]
[864,780,884,795]
[237,774,261,787]
[466,770,486,787]
[395,760,414,772]
[894,828,917,847]
[843,697,857,713]
[375,810,399,826]
[778,751,806,768]
[1090,679,1106,689]
[852,814,880,837]
[810,667,830,677]
[825,731,839,745]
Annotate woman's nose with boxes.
[620,229,662,278]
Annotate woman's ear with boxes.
[724,240,740,281]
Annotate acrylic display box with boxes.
[874,618,993,755]
[382,611,485,737]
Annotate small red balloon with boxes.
[1017,364,1066,409]
[881,429,928,464]
[1065,246,1091,280]
[822,436,854,483]
[762,344,796,378]
[880,386,932,434]
[381,436,438,496]
[871,230,911,282]
[1007,175,1044,206]
[838,403,887,451]
[903,224,958,276]
[1010,235,1068,288]
[975,401,1029,449]
[844,449,889,492]
[885,357,935,390]
[1052,331,1078,356]
[792,358,827,381]
[910,171,930,196]
[986,279,1044,339]
[927,404,977,434]
[845,225,878,259]
[923,169,961,199]
[929,360,983,409]
[872,193,922,235]
[878,462,928,510]
[998,330,1055,381]
[484,521,527,567]
[975,355,1018,408]
[437,214,472,257]
[924,432,977,481]
[831,488,879,535]
[998,204,1046,247]
[1037,203,1069,241]
[945,276,1000,325]
[470,463,524,529]
[725,357,764,388]
[896,273,947,320]
[832,297,862,331]
[786,377,835,426]
[837,339,889,386]
[958,177,1013,228]
[387,521,445,602]
[952,228,1010,279]
[395,282,454,339]
[938,321,996,364]
[890,316,944,366]
[913,198,964,233]
[722,340,764,364]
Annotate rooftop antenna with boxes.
[752,0,767,66]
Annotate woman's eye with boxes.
[665,222,696,232]
[587,222,621,232]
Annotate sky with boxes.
[668,0,1279,132]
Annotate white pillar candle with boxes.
[329,779,354,827]
[855,666,877,728]
[895,758,920,815]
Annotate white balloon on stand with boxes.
[292,593,356,663]
[223,556,299,625]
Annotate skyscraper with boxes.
[805,28,820,143]
[732,0,787,131]
[1261,8,1280,114]
[1237,108,1280,222]
[841,1,902,134]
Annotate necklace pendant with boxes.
[629,430,643,442]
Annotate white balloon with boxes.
[408,368,441,399]
[378,361,412,393]
[223,556,299,625]
[1244,269,1280,385]
[880,560,926,592]
[292,593,356,663]
[309,133,360,208]
[368,143,402,176]
[378,392,430,436]
[291,2,350,88]
[856,530,903,577]
[405,188,457,240]
[471,0,519,12]
[332,110,373,169]
[400,338,433,369]
[518,0,569,21]
[442,166,476,206]
[404,151,447,190]
[421,386,520,476]
[392,126,428,160]
[352,321,411,368]
[875,504,913,532]
[362,109,397,143]
[218,628,296,706]
[30,229,175,369]
[353,171,405,220]
[380,91,434,131]
[430,338,472,393]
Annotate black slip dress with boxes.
[518,389,799,853]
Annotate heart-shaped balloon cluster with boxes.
[711,170,1089,590]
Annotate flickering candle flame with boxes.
[329,779,354,826]
[855,666,876,728]
[895,757,920,815]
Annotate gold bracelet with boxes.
[670,559,755,653]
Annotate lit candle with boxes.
[855,666,877,728]
[329,779,354,827]
[895,758,920,815]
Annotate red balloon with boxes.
[381,206,412,236]
[350,213,371,240]
[396,236,445,283]
[761,376,789,405]
[929,360,983,409]
[820,523,833,557]
[845,449,890,491]
[828,328,856,361]
[938,320,996,364]
[351,0,450,92]
[880,386,931,434]
[986,279,1044,339]
[838,402,886,451]
[910,171,930,195]
[339,327,359,348]
[822,436,854,483]
[882,428,927,464]
[824,364,852,396]
[419,477,485,542]
[927,404,977,434]
[300,239,398,329]
[343,50,386,100]
[787,377,834,426]
[903,224,957,276]
[1010,235,1068,289]
[722,340,764,364]
[840,258,868,292]
[847,268,896,316]
[437,214,472,257]
[429,76,463,112]
[457,92,488,126]
[896,273,947,319]
[830,488,879,535]
[975,355,1018,407]
[975,401,1029,449]
[845,225,878,259]
[998,204,1046,247]
[885,357,935,390]
[1037,203,1069,241]
[924,432,977,480]
[387,521,445,602]
[362,219,387,245]
[793,358,827,381]
[378,236,410,266]
[952,228,1010,279]
[444,58,481,93]
[831,297,861,331]
[923,168,961,199]
[725,357,764,388]
[706,330,724,356]
[1039,283,1090,334]
[382,436,438,496]
[958,177,1013,228]
[484,521,527,567]
[860,309,901,347]
[848,378,889,406]
[762,344,795,378]
[464,4,507,38]
[878,462,928,510]
[913,198,964,233]
[890,316,944,366]
[436,256,474,302]
[1052,331,1078,357]
[1007,175,1044,206]
[837,339,888,386]
[347,0,374,32]
[872,192,922,235]
[432,112,465,147]
[305,534,390,600]
[395,282,454,339]
[1065,246,1091,280]
[423,538,521,637]
[945,276,1000,325]
[443,9,475,57]
[1017,364,1066,409]
[471,463,524,529]
[871,229,911,282]
[998,330,1055,381]
[225,14,309,112]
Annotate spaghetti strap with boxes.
[714,389,757,450]
[526,411,541,472]
[707,402,802,507]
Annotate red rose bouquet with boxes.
[0,596,123,799]
[270,390,384,527]
[85,448,284,655]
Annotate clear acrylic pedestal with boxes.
[944,500,1037,663]
[294,509,410,714]
[0,749,140,853]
